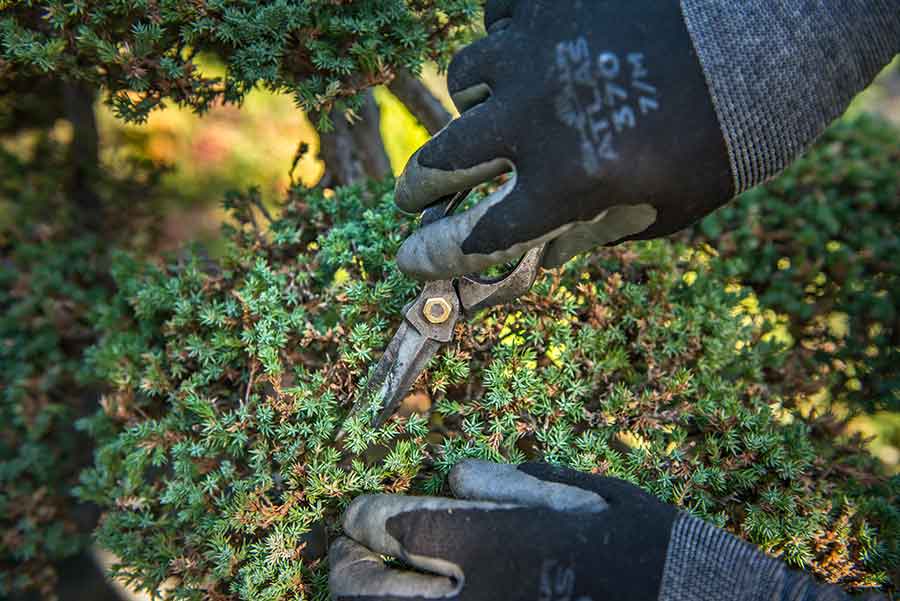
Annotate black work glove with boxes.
[394,0,733,280]
[329,460,864,601]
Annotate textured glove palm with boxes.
[329,461,863,601]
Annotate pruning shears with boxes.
[339,190,547,437]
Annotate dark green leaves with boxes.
[2,0,480,123]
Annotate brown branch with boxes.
[245,359,258,405]
[387,69,452,135]
[315,89,391,189]
[315,106,365,188]
[63,81,103,230]
[348,89,392,180]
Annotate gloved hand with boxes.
[329,460,853,601]
[394,0,733,280]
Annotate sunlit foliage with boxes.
[694,114,900,414]
[76,180,897,600]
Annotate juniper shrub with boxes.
[76,179,898,600]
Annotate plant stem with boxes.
[350,90,392,180]
[63,81,102,230]
[316,90,391,189]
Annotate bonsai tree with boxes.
[2,3,472,597]
[1,3,898,600]
[1,1,469,187]
[76,177,897,600]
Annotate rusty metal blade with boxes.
[366,321,443,428]
[337,320,442,440]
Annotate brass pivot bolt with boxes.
[423,297,452,324]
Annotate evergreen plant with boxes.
[77,179,898,600]
[0,130,167,597]
[1,1,476,126]
[693,114,900,413]
[0,3,474,595]
[0,230,105,597]
[2,4,898,599]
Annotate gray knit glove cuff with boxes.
[680,0,900,193]
[660,514,883,601]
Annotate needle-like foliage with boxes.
[0,1,479,126]
[0,232,105,597]
[77,177,897,600]
[693,114,900,413]
[0,129,168,598]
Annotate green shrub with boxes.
[0,230,108,596]
[692,114,899,413]
[1,1,478,125]
[0,132,166,598]
[77,181,897,600]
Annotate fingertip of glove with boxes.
[451,460,608,513]
[394,158,422,214]
[516,462,608,500]
[448,459,507,496]
[396,223,469,282]
[393,153,457,215]
[328,536,366,570]
[396,234,435,281]
[341,494,379,534]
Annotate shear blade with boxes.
[367,321,443,427]
[342,320,442,438]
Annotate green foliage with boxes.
[693,114,900,413]
[0,124,168,598]
[78,180,897,600]
[1,1,479,125]
[0,228,108,596]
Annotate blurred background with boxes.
[87,62,450,251]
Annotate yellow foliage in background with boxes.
[375,87,430,175]
[95,64,450,247]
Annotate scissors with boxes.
[339,190,547,437]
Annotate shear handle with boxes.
[457,244,547,314]
[420,191,467,227]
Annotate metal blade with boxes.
[338,271,461,442]
[366,320,443,428]
[338,320,442,440]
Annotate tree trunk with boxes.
[63,82,102,230]
[316,75,452,189]
[388,69,453,135]
[316,90,391,188]
[349,90,392,180]
[317,109,365,188]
